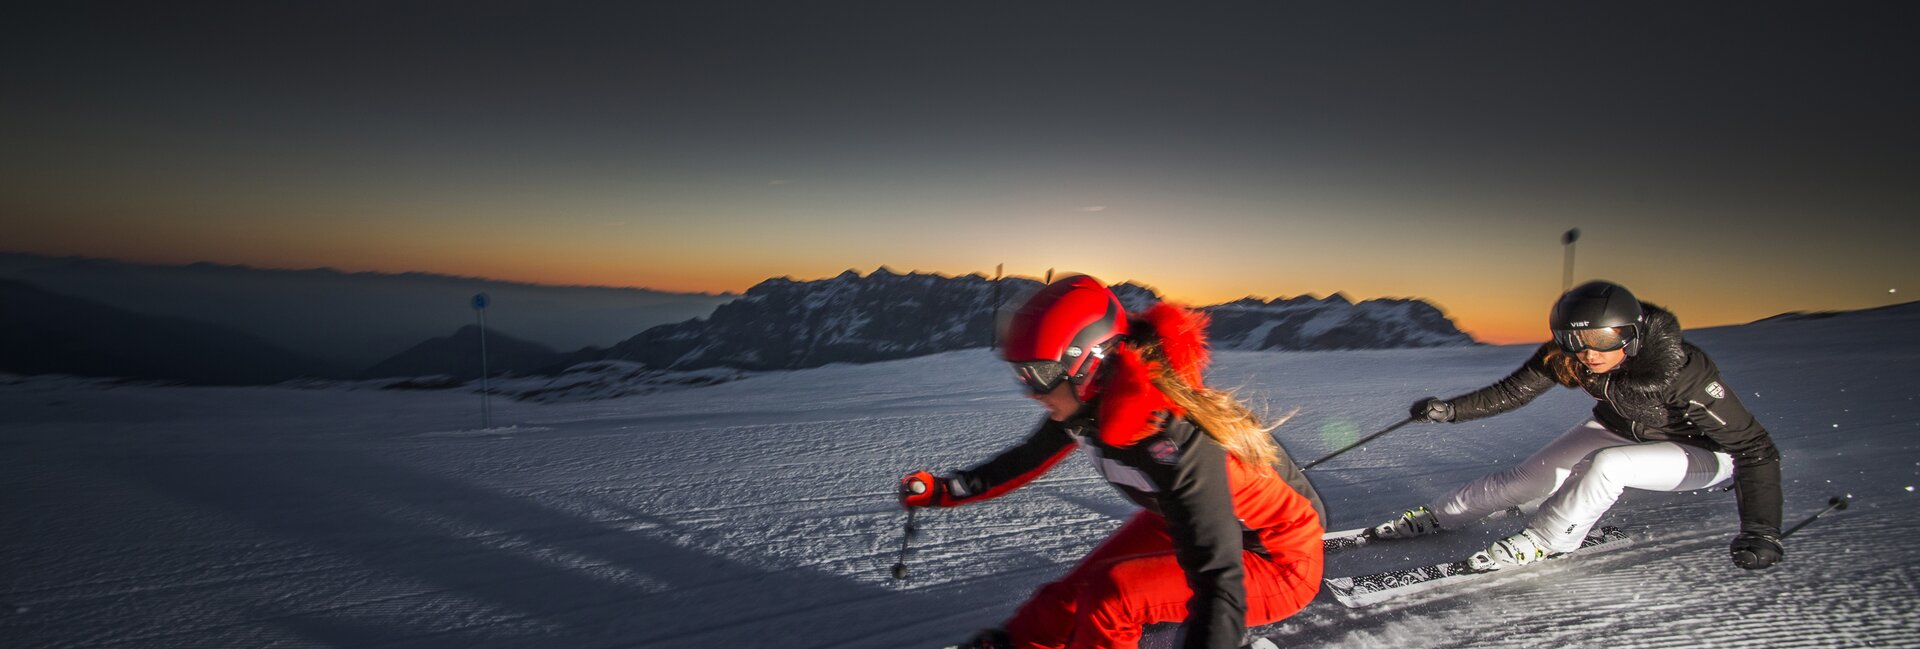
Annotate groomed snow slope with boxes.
[3,304,1916,648]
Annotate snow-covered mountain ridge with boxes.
[1202,293,1470,351]
[598,268,1475,371]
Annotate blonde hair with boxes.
[1135,341,1293,468]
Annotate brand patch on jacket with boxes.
[1148,439,1181,465]
[1706,382,1726,399]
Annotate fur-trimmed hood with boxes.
[1094,303,1210,448]
[1611,303,1687,392]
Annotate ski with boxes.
[1324,526,1632,608]
[1321,526,1376,553]
[1321,506,1526,555]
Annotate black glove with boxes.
[1410,397,1455,423]
[1730,531,1784,570]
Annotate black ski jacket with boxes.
[1446,304,1783,538]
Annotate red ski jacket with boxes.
[940,304,1325,647]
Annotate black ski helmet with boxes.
[1550,280,1646,356]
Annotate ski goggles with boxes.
[1011,360,1069,395]
[1552,326,1636,353]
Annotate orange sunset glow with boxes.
[3,4,1913,346]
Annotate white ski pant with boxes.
[1429,419,1733,552]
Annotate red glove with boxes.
[900,470,956,508]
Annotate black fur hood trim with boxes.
[1611,303,1685,392]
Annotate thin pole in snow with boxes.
[473,292,492,430]
[1561,228,1581,292]
[991,263,1003,349]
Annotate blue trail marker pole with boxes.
[473,292,492,430]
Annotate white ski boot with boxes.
[1371,506,1443,540]
[1468,528,1553,571]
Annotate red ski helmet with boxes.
[1001,275,1129,402]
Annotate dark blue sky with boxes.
[4,2,1915,340]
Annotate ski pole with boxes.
[1732,495,1849,567]
[890,507,918,580]
[1301,416,1416,471]
[1781,495,1850,539]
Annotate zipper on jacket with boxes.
[1601,374,1643,442]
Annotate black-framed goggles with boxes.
[1553,326,1636,353]
[1012,360,1070,395]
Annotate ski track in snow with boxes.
[4,308,1920,648]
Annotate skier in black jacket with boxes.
[1374,281,1785,571]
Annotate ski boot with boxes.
[1371,506,1443,540]
[1468,528,1552,571]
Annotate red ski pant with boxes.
[1003,511,1319,649]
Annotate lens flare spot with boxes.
[1319,419,1360,450]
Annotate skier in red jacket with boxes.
[901,276,1325,649]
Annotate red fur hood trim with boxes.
[1096,303,1213,448]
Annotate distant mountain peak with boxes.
[1214,297,1272,309]
[604,269,1026,371]
[359,326,560,381]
